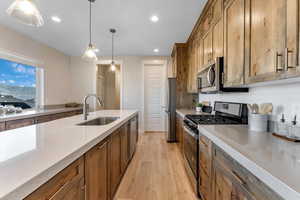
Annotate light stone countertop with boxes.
[199,125,300,200]
[0,110,138,200]
[0,107,83,122]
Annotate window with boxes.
[0,58,37,109]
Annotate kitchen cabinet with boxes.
[24,158,85,200]
[203,30,213,65]
[5,118,35,130]
[214,161,255,200]
[85,139,109,200]
[0,122,5,131]
[223,0,248,87]
[121,122,130,173]
[212,18,224,60]
[197,39,204,72]
[199,135,212,200]
[129,115,138,159]
[245,0,286,83]
[187,41,198,94]
[110,129,122,199]
[175,114,184,152]
[211,0,223,25]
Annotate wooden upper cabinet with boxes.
[212,18,224,60]
[187,41,198,93]
[223,0,248,87]
[211,0,223,24]
[197,39,204,72]
[285,0,300,73]
[85,140,109,200]
[203,30,213,65]
[245,0,286,83]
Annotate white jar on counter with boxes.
[248,114,269,132]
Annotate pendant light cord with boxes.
[112,32,114,63]
[89,0,92,45]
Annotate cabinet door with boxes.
[212,0,223,24]
[129,116,138,158]
[110,129,122,198]
[0,122,5,132]
[214,162,255,200]
[121,123,130,173]
[203,30,213,65]
[286,0,300,70]
[5,118,35,130]
[85,140,109,200]
[198,39,204,72]
[213,18,224,60]
[224,0,247,87]
[246,0,286,83]
[24,158,85,200]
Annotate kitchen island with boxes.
[0,110,138,200]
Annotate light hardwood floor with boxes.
[114,132,198,200]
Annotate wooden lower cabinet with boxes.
[176,114,184,152]
[24,158,85,200]
[129,115,138,159]
[198,135,284,200]
[85,139,109,200]
[121,123,130,173]
[110,129,122,199]
[0,122,5,131]
[5,118,35,130]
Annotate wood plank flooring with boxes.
[114,132,198,200]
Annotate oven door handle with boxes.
[183,125,198,139]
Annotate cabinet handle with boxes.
[285,48,295,71]
[231,170,246,186]
[275,52,283,72]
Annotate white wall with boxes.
[70,56,169,131]
[199,81,300,122]
[0,24,72,105]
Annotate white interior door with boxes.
[144,65,165,132]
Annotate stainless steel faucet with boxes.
[83,94,104,120]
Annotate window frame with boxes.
[0,49,44,109]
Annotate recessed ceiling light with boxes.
[51,16,61,23]
[154,48,159,53]
[150,15,159,23]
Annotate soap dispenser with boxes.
[288,115,300,139]
[277,114,287,136]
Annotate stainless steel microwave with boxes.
[197,57,248,94]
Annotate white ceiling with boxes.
[0,0,207,56]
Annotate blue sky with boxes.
[0,58,36,88]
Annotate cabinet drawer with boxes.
[24,157,84,200]
[6,118,35,130]
[214,145,284,200]
[35,115,55,124]
[199,135,211,153]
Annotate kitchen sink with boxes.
[77,117,119,126]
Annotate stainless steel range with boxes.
[182,101,248,196]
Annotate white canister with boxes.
[196,107,202,112]
[248,114,269,132]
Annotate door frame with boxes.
[142,59,168,132]
[95,59,123,110]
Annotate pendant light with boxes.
[110,28,116,71]
[6,0,44,27]
[82,0,98,61]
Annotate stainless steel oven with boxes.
[182,119,199,193]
